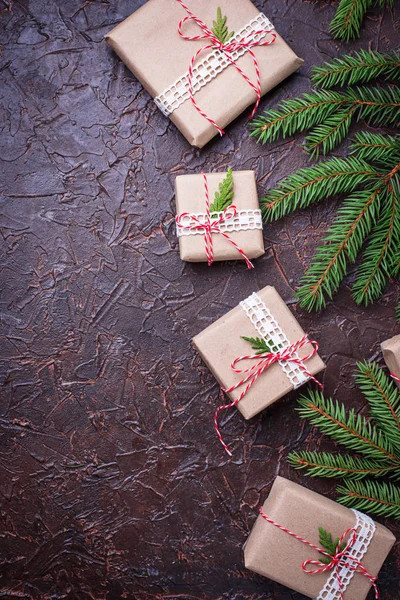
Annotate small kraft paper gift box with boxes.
[192,286,325,454]
[244,476,396,600]
[175,170,264,268]
[105,0,303,148]
[381,334,400,389]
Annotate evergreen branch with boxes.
[296,389,397,461]
[304,108,355,158]
[288,450,398,479]
[311,49,400,89]
[209,168,234,213]
[351,131,400,168]
[352,185,400,305]
[355,361,400,450]
[337,479,400,518]
[297,186,383,312]
[211,7,234,44]
[260,157,378,222]
[251,86,400,154]
[329,0,372,41]
[241,336,277,354]
[250,90,348,144]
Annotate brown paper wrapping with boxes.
[244,477,396,600]
[381,334,400,389]
[175,170,264,263]
[105,0,303,148]
[192,286,325,419]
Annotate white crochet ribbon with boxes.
[317,509,376,600]
[176,209,262,237]
[154,12,275,117]
[239,292,310,389]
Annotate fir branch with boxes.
[352,185,400,305]
[209,168,234,213]
[355,361,400,450]
[318,527,346,563]
[296,389,397,461]
[260,156,378,222]
[328,0,372,42]
[250,85,400,155]
[297,186,383,312]
[311,49,400,89]
[337,479,400,519]
[241,336,277,354]
[351,131,400,168]
[289,450,397,479]
[211,7,234,44]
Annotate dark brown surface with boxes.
[0,1,399,598]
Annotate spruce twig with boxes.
[211,7,234,44]
[326,0,394,42]
[209,168,234,213]
[318,527,346,563]
[288,362,400,519]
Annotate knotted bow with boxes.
[214,335,323,455]
[175,172,254,269]
[259,508,379,599]
[175,0,276,134]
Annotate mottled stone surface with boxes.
[0,0,399,598]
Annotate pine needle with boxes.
[337,480,400,518]
[329,0,372,42]
[289,451,397,479]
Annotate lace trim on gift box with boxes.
[239,292,310,389]
[154,13,274,117]
[176,208,262,237]
[317,509,376,600]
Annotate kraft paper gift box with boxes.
[192,286,325,420]
[105,0,304,148]
[381,334,400,389]
[175,170,264,264]
[244,476,396,600]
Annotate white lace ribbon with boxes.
[155,13,274,117]
[317,509,376,600]
[239,292,310,389]
[176,209,262,237]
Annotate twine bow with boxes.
[214,335,323,455]
[175,0,276,135]
[175,172,254,269]
[259,508,379,599]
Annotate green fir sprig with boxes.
[288,361,400,519]
[318,528,346,564]
[242,336,278,354]
[211,7,234,44]
[250,50,400,158]
[209,168,234,213]
[261,132,400,311]
[326,0,394,42]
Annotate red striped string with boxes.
[214,335,323,455]
[176,172,254,269]
[259,508,379,599]
[390,372,400,383]
[175,0,276,135]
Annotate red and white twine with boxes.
[175,0,276,134]
[175,172,254,269]
[214,335,323,455]
[390,372,400,383]
[259,508,379,599]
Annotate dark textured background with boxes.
[1,0,399,598]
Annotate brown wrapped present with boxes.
[244,476,396,600]
[175,170,264,266]
[381,334,400,389]
[105,0,303,148]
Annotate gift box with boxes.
[192,286,325,420]
[105,0,303,148]
[175,170,264,266]
[381,334,400,389]
[244,476,396,600]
